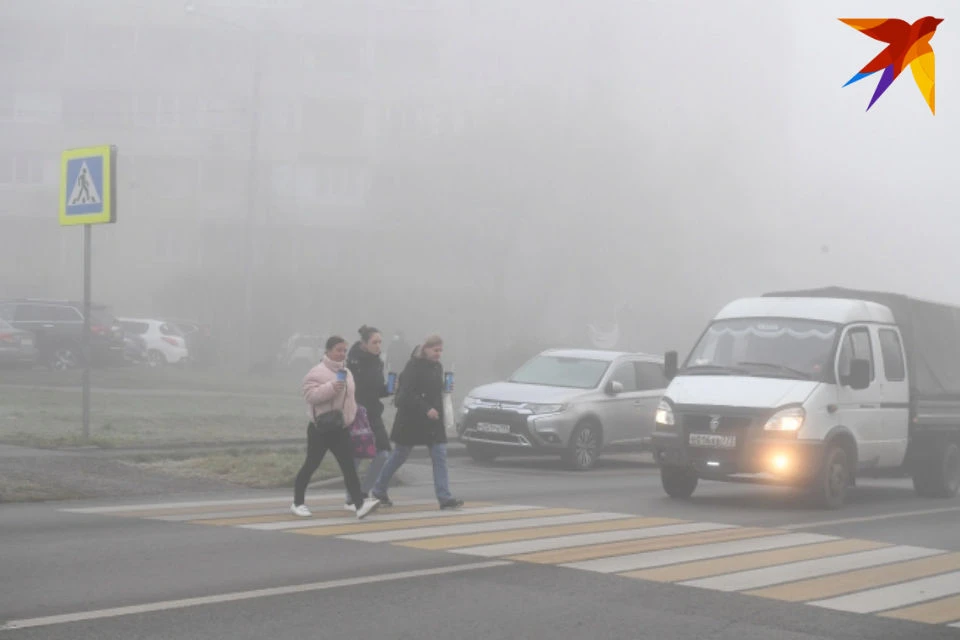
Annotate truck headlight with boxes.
[525,403,565,415]
[655,400,675,428]
[764,407,805,432]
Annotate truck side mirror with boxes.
[664,351,678,381]
[848,358,871,390]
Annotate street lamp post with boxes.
[186,1,262,372]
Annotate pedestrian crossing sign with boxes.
[59,145,117,226]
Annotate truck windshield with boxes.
[684,318,838,381]
[509,356,611,389]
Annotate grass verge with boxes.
[122,448,343,489]
[0,387,306,448]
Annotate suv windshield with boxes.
[684,318,839,381]
[509,355,611,389]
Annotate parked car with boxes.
[118,318,189,367]
[122,333,148,366]
[0,299,125,370]
[278,333,324,374]
[458,348,668,470]
[0,318,38,368]
[164,319,217,368]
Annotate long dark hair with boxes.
[358,325,380,344]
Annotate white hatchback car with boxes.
[118,318,189,367]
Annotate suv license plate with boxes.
[476,423,511,434]
[689,433,736,449]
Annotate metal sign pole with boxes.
[60,144,117,444]
[82,223,92,442]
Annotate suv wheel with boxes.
[467,443,499,463]
[562,421,601,471]
[49,346,80,371]
[147,350,167,368]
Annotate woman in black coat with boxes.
[344,325,392,508]
[371,334,463,510]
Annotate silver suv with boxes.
[458,349,668,470]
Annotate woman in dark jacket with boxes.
[371,334,463,510]
[344,325,392,508]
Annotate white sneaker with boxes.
[344,503,357,512]
[290,503,312,518]
[356,498,380,520]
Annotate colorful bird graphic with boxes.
[840,17,943,114]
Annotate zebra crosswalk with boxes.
[62,494,960,629]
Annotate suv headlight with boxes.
[462,396,482,410]
[655,400,675,428]
[764,407,805,432]
[525,403,565,415]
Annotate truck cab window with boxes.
[878,328,906,381]
[838,327,875,381]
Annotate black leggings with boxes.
[294,424,365,508]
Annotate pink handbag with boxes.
[349,406,377,459]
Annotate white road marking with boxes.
[779,506,960,531]
[451,522,735,558]
[241,504,543,531]
[0,561,511,631]
[341,511,632,543]
[564,533,836,574]
[153,500,438,522]
[60,494,342,514]
[809,570,960,614]
[682,546,945,592]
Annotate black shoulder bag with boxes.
[310,379,348,434]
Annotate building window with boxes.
[63,89,132,128]
[69,24,137,65]
[302,98,367,147]
[135,93,183,128]
[198,96,250,131]
[130,156,199,200]
[14,92,62,124]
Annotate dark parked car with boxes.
[0,299,125,370]
[0,318,38,368]
[164,319,217,368]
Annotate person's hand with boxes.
[332,381,345,393]
[427,408,440,420]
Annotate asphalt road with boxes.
[2,454,960,639]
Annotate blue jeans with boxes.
[345,449,390,502]
[373,443,453,503]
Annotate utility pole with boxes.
[241,35,262,372]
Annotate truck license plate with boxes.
[475,423,511,434]
[689,433,736,449]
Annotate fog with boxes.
[1,0,958,387]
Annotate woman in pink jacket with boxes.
[291,335,380,519]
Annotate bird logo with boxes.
[840,17,943,114]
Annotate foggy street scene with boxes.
[2,0,960,638]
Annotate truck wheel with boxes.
[661,465,698,499]
[562,421,601,470]
[811,444,849,509]
[467,443,499,463]
[913,442,960,499]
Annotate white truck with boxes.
[651,287,960,509]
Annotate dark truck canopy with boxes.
[763,286,960,399]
